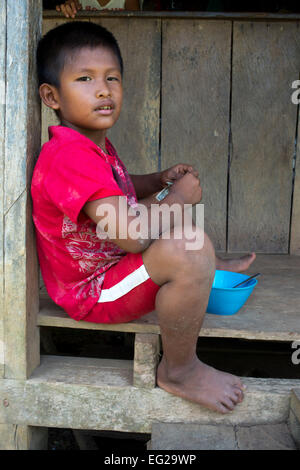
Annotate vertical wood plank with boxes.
[290,113,300,254]
[161,20,232,251]
[229,21,300,253]
[133,333,160,389]
[0,424,48,450]
[0,0,6,378]
[4,0,42,379]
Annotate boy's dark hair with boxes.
[36,21,124,89]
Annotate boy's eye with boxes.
[107,76,119,82]
[76,76,91,81]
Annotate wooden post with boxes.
[288,388,300,448]
[0,0,47,450]
[3,0,42,380]
[133,333,160,389]
[0,0,6,381]
[0,424,48,451]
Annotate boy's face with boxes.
[43,46,123,145]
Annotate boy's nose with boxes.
[96,82,111,98]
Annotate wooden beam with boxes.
[0,0,6,379]
[0,424,48,450]
[43,11,300,22]
[133,333,160,389]
[38,253,300,342]
[3,0,42,379]
[0,355,299,432]
[288,388,300,448]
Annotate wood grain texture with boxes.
[0,424,47,450]
[38,254,300,341]
[161,20,232,251]
[229,21,300,253]
[0,0,6,378]
[1,357,300,431]
[289,388,300,447]
[133,333,160,389]
[149,422,297,450]
[290,114,300,254]
[4,0,42,379]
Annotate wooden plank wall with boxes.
[41,16,300,255]
[229,22,300,253]
[3,0,42,379]
[161,20,231,252]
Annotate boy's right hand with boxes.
[56,1,82,18]
[169,172,202,205]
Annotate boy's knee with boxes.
[162,228,215,273]
[143,229,215,287]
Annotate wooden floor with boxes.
[38,254,300,342]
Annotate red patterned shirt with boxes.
[31,125,138,320]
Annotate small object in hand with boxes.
[156,181,173,201]
[233,273,261,288]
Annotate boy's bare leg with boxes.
[142,228,245,414]
[216,252,256,272]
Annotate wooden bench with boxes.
[38,254,300,342]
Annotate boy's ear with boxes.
[39,83,60,111]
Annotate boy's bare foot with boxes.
[216,252,256,273]
[157,357,245,414]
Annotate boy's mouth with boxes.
[94,101,114,115]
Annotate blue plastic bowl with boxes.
[206,270,258,316]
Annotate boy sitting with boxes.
[32,21,255,414]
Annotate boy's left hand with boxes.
[160,163,199,187]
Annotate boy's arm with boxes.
[83,171,202,254]
[129,173,163,199]
[130,163,199,199]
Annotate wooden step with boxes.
[1,355,300,433]
[38,254,300,341]
[289,388,300,447]
[148,422,298,450]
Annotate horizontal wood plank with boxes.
[1,355,300,431]
[38,254,300,342]
[32,355,133,387]
[43,11,300,21]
